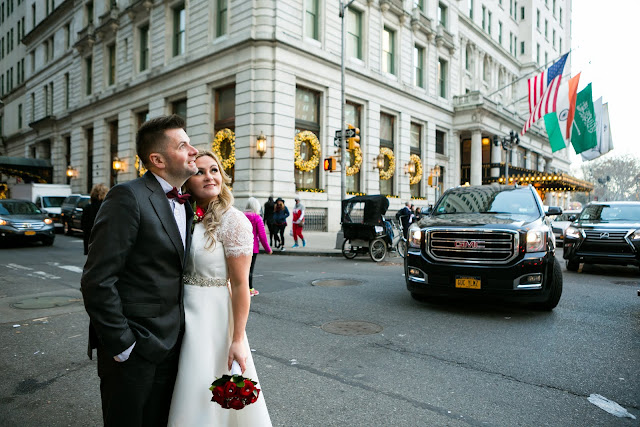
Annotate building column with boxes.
[525,148,532,169]
[470,130,482,185]
[490,136,502,180]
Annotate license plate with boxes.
[24,231,36,236]
[455,276,481,289]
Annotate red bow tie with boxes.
[166,187,190,204]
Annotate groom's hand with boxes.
[113,342,136,362]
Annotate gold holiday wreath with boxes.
[212,128,236,170]
[409,154,423,185]
[346,146,363,176]
[379,147,395,181]
[135,155,147,177]
[294,131,321,172]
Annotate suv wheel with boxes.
[566,259,579,271]
[533,259,563,311]
[41,237,54,246]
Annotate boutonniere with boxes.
[191,202,205,232]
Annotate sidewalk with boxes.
[261,230,343,257]
[262,230,403,259]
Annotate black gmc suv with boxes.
[563,201,640,271]
[405,184,563,310]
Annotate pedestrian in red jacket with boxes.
[292,197,306,248]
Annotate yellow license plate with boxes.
[24,231,36,236]
[455,277,481,289]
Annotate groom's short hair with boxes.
[136,114,186,168]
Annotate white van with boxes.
[11,183,72,230]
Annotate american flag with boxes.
[522,53,569,135]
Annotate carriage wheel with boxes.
[341,239,358,259]
[396,240,407,259]
[369,238,387,262]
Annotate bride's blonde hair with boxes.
[184,150,234,249]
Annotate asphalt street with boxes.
[0,234,638,426]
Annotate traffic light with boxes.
[324,156,337,172]
[347,124,360,150]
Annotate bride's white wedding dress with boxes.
[168,207,272,426]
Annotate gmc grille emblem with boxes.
[599,232,609,239]
[455,240,485,249]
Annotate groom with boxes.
[81,115,198,426]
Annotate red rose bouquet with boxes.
[210,361,260,410]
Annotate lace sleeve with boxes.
[218,207,254,258]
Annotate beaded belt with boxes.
[183,275,228,288]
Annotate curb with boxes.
[260,250,344,257]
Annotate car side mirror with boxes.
[546,206,562,216]
[568,215,577,221]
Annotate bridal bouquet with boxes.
[210,361,261,410]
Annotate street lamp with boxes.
[66,165,78,178]
[256,131,267,157]
[493,130,520,185]
[112,156,124,184]
[340,0,357,201]
[373,152,385,170]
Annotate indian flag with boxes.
[543,73,581,152]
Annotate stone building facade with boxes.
[0,0,582,231]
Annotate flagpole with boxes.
[486,50,573,98]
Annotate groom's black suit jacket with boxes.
[81,172,193,364]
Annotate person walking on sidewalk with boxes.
[263,196,277,248]
[291,197,306,248]
[272,198,289,251]
[244,197,272,296]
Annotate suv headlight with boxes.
[526,229,547,252]
[565,226,581,239]
[408,224,422,248]
[630,229,640,240]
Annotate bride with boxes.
[168,150,272,426]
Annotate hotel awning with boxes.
[0,156,53,183]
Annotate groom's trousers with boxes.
[97,340,181,427]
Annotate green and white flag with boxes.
[580,100,613,161]
[570,84,598,155]
[544,73,581,152]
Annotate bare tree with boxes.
[579,154,640,201]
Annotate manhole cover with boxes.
[11,296,81,310]
[321,320,383,336]
[312,279,362,287]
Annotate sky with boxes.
[568,1,640,165]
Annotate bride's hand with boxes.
[228,340,247,373]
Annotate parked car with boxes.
[10,183,72,231]
[563,201,640,271]
[405,184,563,310]
[0,199,55,246]
[551,209,581,246]
[60,194,90,235]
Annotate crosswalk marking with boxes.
[4,262,82,279]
